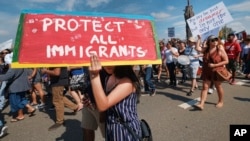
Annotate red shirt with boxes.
[224,41,241,59]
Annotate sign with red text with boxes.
[186,1,233,37]
[12,10,161,68]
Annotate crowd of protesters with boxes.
[0,32,249,140]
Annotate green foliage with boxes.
[219,25,233,39]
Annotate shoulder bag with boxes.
[112,108,153,141]
[209,48,232,81]
[215,67,232,81]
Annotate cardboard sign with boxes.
[12,9,161,68]
[186,1,233,37]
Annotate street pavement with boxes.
[1,72,250,141]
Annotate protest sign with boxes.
[12,9,161,68]
[186,1,233,37]
[168,27,175,37]
[201,27,220,41]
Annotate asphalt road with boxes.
[1,72,250,141]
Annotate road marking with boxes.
[178,97,200,109]
[235,79,250,86]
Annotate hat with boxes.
[188,37,196,42]
[4,52,13,64]
[207,35,218,41]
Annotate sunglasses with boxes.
[0,52,9,55]
[210,38,218,42]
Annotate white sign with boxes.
[0,39,13,52]
[187,1,233,37]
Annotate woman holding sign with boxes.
[195,35,228,110]
[88,54,142,140]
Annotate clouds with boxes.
[27,0,60,3]
[151,12,171,21]
[58,0,78,11]
[85,0,111,8]
[0,12,19,40]
[228,1,250,12]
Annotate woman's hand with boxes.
[208,63,216,68]
[88,54,102,78]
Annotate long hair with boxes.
[113,65,141,94]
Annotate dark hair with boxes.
[114,65,141,94]
[227,33,235,37]
[159,41,164,45]
[3,49,11,53]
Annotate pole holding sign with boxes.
[186,1,233,37]
[12,9,161,68]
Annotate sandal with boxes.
[186,90,193,96]
[28,108,36,116]
[11,117,25,122]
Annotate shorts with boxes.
[187,65,199,79]
[226,59,237,72]
[81,107,105,137]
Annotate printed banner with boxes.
[12,9,161,68]
[186,1,233,37]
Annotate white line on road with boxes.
[235,79,250,86]
[178,97,200,109]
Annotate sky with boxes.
[0,0,250,43]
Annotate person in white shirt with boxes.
[163,41,179,86]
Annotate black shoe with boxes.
[48,123,64,131]
[49,105,55,111]
[168,82,174,86]
[186,90,193,96]
[179,80,185,84]
[0,125,8,138]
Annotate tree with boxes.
[219,26,233,39]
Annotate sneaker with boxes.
[0,125,8,138]
[141,92,150,96]
[30,103,38,106]
[150,89,156,96]
[48,123,64,131]
[36,103,46,110]
[208,88,214,94]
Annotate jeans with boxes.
[181,65,188,82]
[9,91,28,113]
[143,67,155,92]
[0,81,7,110]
